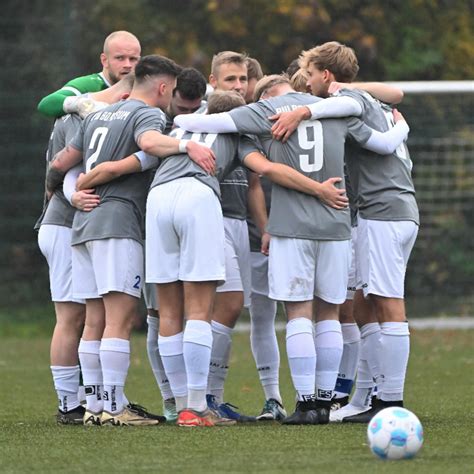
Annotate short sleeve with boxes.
[133,107,167,142]
[237,134,261,163]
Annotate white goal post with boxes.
[386,80,474,94]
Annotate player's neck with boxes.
[128,92,153,106]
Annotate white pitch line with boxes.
[234,317,474,333]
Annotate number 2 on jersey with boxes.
[86,127,109,172]
[297,120,324,172]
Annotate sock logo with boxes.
[302,394,316,402]
[103,391,109,401]
[364,389,373,406]
[317,389,332,400]
[85,385,96,396]
[258,366,271,372]
[111,386,117,412]
[210,362,229,369]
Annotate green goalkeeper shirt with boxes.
[37,72,111,118]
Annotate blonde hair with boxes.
[290,68,309,93]
[211,51,248,77]
[253,74,290,102]
[246,57,264,81]
[299,41,359,82]
[207,90,245,114]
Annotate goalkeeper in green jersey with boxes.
[37,30,140,118]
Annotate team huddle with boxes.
[36,30,418,427]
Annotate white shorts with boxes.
[37,225,84,304]
[143,282,159,311]
[269,236,351,304]
[250,251,270,297]
[216,217,251,307]
[72,238,143,299]
[356,217,418,298]
[146,178,225,284]
[346,227,359,301]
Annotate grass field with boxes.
[1,328,473,473]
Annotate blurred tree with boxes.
[1,0,472,311]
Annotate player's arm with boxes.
[75,153,159,190]
[174,112,239,133]
[243,151,348,209]
[46,144,83,193]
[138,130,216,174]
[328,81,404,105]
[247,172,270,254]
[63,165,100,212]
[247,172,267,234]
[361,110,409,155]
[37,75,106,118]
[270,97,363,142]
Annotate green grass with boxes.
[1,329,473,473]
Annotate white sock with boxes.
[314,320,343,401]
[183,320,213,412]
[350,358,374,409]
[158,331,187,411]
[147,316,174,400]
[360,322,382,397]
[208,320,233,404]
[50,365,81,412]
[78,339,103,413]
[334,323,360,398]
[286,318,316,402]
[100,338,130,414]
[77,385,86,404]
[250,292,282,403]
[380,322,410,402]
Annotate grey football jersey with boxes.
[164,111,174,135]
[340,89,419,224]
[229,92,373,240]
[70,99,166,246]
[344,164,358,227]
[193,103,251,220]
[35,114,82,230]
[150,128,258,197]
[220,166,249,220]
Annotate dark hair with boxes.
[174,67,207,100]
[207,90,245,114]
[285,58,300,79]
[134,55,182,84]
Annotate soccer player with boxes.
[145,89,352,427]
[37,31,141,118]
[36,111,90,425]
[269,41,418,421]
[144,66,207,423]
[45,55,215,426]
[203,51,265,421]
[36,74,139,424]
[244,58,287,421]
[174,74,409,425]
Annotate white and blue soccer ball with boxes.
[367,407,424,460]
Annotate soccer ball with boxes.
[367,407,424,460]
